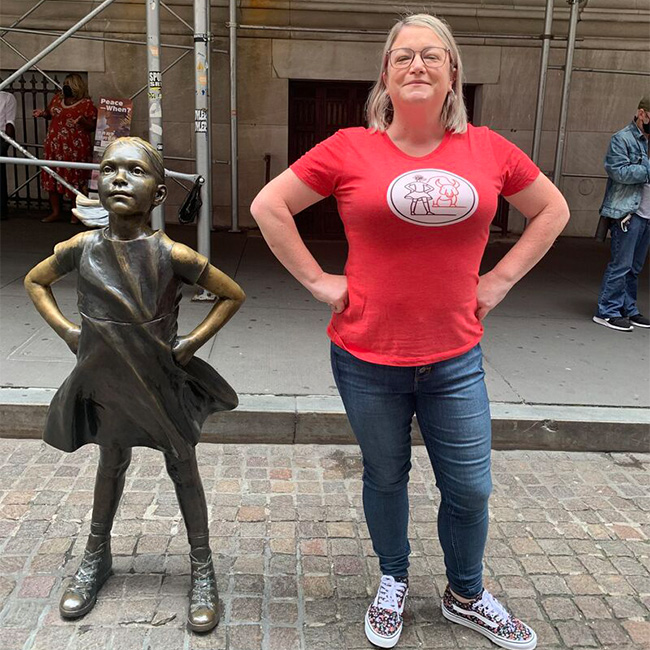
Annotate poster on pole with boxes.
[89,97,133,191]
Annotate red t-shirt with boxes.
[290,125,540,366]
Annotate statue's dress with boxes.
[43,229,238,460]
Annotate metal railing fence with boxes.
[1,71,67,209]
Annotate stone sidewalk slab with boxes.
[0,439,648,649]
[0,218,650,410]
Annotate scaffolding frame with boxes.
[0,0,217,275]
[3,0,650,238]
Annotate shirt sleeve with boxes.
[604,129,650,185]
[488,130,540,196]
[52,232,89,274]
[289,129,349,197]
[171,242,210,285]
[5,94,16,126]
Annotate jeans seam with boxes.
[444,472,465,594]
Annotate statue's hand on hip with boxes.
[63,326,81,355]
[172,336,196,366]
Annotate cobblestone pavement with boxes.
[0,439,648,650]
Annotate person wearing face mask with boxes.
[593,96,650,331]
[33,73,97,223]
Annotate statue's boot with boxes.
[187,547,219,633]
[59,539,112,618]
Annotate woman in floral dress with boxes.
[33,73,97,222]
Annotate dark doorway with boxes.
[288,80,372,239]
[288,80,478,240]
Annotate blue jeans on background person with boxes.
[330,342,492,599]
[596,214,650,319]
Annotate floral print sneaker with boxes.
[364,575,409,648]
[441,585,537,650]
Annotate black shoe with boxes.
[187,548,219,633]
[59,540,112,618]
[629,314,650,328]
[592,316,633,331]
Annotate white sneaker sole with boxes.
[592,316,633,331]
[631,320,650,328]
[364,611,402,648]
[441,603,537,650]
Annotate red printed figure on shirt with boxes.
[433,176,460,207]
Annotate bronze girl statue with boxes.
[24,137,245,633]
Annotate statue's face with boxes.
[98,142,166,216]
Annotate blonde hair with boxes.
[103,137,166,185]
[366,13,467,134]
[63,73,90,100]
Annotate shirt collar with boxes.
[631,121,647,139]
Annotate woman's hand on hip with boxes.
[308,273,349,314]
[476,271,512,321]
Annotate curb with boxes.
[0,388,648,453]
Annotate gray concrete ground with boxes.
[1,219,649,650]
[1,218,648,450]
[0,439,649,650]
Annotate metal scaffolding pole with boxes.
[130,49,191,100]
[553,0,580,186]
[229,0,239,232]
[147,0,165,229]
[0,130,81,197]
[548,65,650,77]
[0,26,193,50]
[0,0,117,91]
[0,158,200,184]
[532,0,553,165]
[194,0,213,289]
[0,37,62,89]
[161,1,193,33]
[0,0,48,38]
[237,24,574,41]
[0,0,61,89]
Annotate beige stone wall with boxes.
[1,0,649,235]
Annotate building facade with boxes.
[1,0,649,236]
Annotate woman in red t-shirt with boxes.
[33,73,97,223]
[252,13,569,650]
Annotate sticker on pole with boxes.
[195,109,208,133]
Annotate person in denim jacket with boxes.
[594,96,650,331]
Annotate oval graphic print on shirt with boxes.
[387,169,478,226]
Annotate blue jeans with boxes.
[331,342,492,599]
[597,214,650,319]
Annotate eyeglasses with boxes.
[387,47,450,69]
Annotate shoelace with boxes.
[373,575,407,613]
[475,590,510,624]
[70,546,108,596]
[190,557,217,607]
